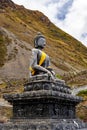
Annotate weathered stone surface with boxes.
[0,119,87,130]
[1,75,87,130]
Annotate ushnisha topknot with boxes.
[34,32,46,48]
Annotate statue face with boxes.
[37,38,46,49]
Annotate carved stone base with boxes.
[2,77,87,130]
[4,90,81,119]
[0,119,87,130]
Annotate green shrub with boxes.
[56,74,62,79]
[77,90,87,96]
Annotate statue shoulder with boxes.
[32,48,39,55]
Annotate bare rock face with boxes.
[0,27,32,80]
[0,0,16,9]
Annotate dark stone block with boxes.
[2,76,87,130]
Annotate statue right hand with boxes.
[47,71,55,81]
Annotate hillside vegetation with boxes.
[0,0,87,86]
[0,2,87,76]
[0,33,7,67]
[0,0,87,88]
[76,90,87,122]
[0,0,87,122]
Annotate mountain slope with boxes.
[0,0,87,84]
[0,27,32,79]
[0,0,87,122]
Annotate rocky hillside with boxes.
[0,0,87,84]
[0,0,87,122]
[0,27,32,79]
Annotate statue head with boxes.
[34,32,46,49]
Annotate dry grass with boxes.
[0,34,7,67]
[0,8,87,72]
[76,90,87,122]
[0,5,87,85]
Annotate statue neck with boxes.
[36,47,44,50]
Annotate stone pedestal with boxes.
[0,74,87,130]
